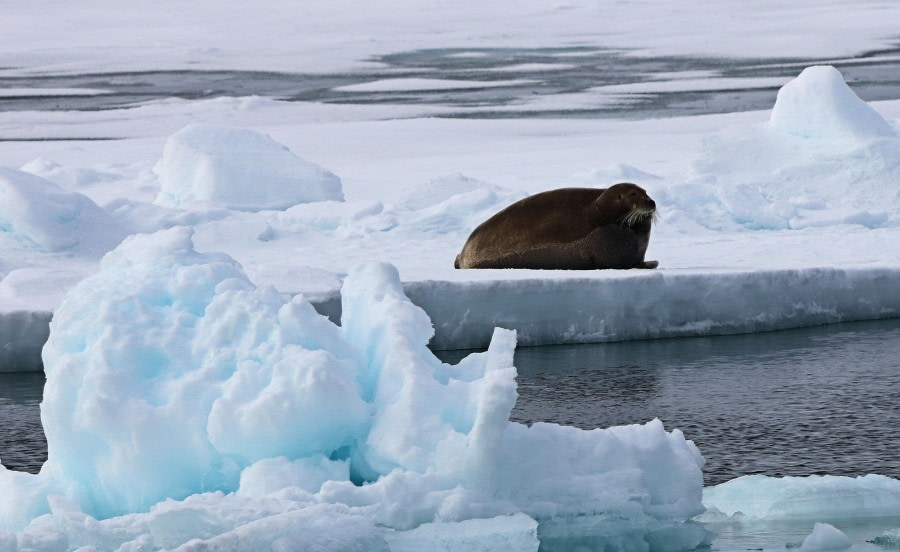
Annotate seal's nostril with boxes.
[648,199,656,208]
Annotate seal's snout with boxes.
[647,198,656,209]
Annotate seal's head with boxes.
[597,182,657,226]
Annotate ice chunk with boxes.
[39,227,368,519]
[155,124,343,211]
[2,229,706,549]
[869,528,900,549]
[703,474,900,520]
[0,166,126,254]
[800,522,851,551]
[770,65,895,142]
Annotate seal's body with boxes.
[455,183,658,270]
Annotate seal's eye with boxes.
[629,191,638,197]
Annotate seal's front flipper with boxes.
[638,260,659,269]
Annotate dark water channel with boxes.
[437,318,900,487]
[2,45,900,128]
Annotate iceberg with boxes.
[0,228,707,550]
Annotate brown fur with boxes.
[454,183,658,270]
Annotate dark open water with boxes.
[0,372,46,473]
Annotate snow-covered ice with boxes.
[2,63,899,356]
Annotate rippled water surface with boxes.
[0,372,46,473]
[438,318,900,486]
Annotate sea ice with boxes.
[3,66,900,363]
[155,124,344,211]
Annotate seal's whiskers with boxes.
[619,207,655,227]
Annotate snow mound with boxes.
[661,66,900,231]
[703,474,900,520]
[0,229,706,550]
[0,166,126,254]
[800,523,851,551]
[770,65,896,142]
[155,124,344,211]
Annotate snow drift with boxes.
[0,167,126,255]
[155,124,344,211]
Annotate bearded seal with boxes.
[454,182,658,270]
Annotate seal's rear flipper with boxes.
[639,260,659,269]
[454,255,461,269]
